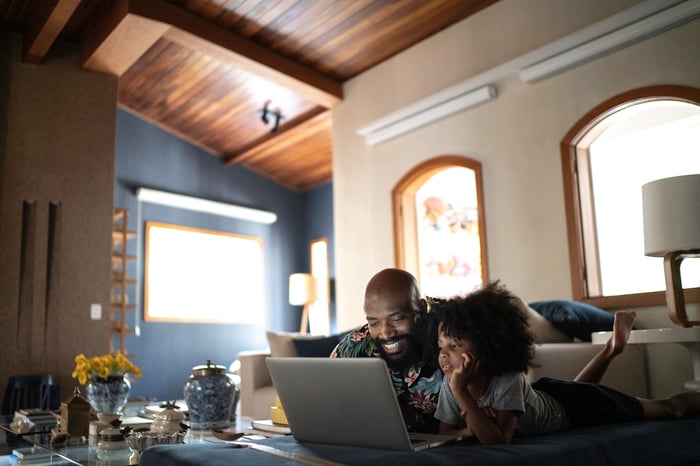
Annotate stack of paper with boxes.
[250,419,291,436]
[10,447,66,465]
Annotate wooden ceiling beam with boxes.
[23,0,81,63]
[81,0,169,76]
[162,27,341,109]
[82,0,342,108]
[226,109,331,165]
[138,0,342,109]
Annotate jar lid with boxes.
[100,427,125,441]
[191,359,226,376]
[153,405,185,422]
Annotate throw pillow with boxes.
[528,300,615,341]
[515,297,571,343]
[266,331,318,358]
[292,334,344,357]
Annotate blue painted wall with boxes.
[113,109,334,401]
[302,184,337,333]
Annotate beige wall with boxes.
[0,34,118,401]
[332,0,700,397]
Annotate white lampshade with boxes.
[289,273,320,305]
[642,174,700,257]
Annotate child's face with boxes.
[437,325,475,378]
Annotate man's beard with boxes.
[375,334,422,372]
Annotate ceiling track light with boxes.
[136,187,277,224]
[259,100,285,134]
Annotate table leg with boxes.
[680,342,700,391]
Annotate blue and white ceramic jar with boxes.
[183,360,237,430]
[85,375,131,414]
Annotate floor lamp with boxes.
[289,273,320,334]
[642,174,700,327]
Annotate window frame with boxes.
[392,155,489,291]
[144,221,264,323]
[309,237,331,335]
[560,85,700,309]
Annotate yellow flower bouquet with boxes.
[72,353,142,385]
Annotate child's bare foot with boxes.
[574,311,637,384]
[610,311,636,355]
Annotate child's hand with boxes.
[451,352,481,388]
[461,352,481,376]
[459,404,495,438]
[477,404,497,419]
[463,423,476,438]
[460,405,496,424]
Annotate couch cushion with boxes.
[518,298,572,343]
[266,331,345,358]
[266,331,318,358]
[528,300,615,341]
[292,334,343,357]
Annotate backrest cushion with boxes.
[516,297,572,343]
[266,331,314,358]
[292,334,344,357]
[528,300,615,341]
[266,331,344,358]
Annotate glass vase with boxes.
[85,375,131,414]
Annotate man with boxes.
[331,268,443,433]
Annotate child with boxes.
[432,281,700,444]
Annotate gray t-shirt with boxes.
[434,372,569,437]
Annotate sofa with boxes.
[141,415,700,466]
[238,300,649,419]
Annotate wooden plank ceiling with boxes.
[1,0,498,191]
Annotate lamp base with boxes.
[299,303,310,334]
[664,250,700,327]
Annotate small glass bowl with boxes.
[124,431,185,453]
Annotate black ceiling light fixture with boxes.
[260,100,271,124]
[259,100,284,134]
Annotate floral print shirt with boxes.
[331,324,443,433]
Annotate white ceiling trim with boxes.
[357,0,700,146]
[361,86,497,146]
[520,0,700,82]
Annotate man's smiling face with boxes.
[363,269,423,370]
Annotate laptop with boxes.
[266,357,458,451]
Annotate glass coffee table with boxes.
[1,412,99,465]
[1,402,254,465]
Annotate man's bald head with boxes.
[364,268,422,309]
[363,268,426,369]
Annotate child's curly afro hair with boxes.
[431,281,536,376]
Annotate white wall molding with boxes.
[357,0,700,146]
[519,0,700,82]
[358,85,497,145]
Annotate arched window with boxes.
[561,85,700,309]
[392,155,488,298]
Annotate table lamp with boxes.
[289,273,320,333]
[642,174,700,327]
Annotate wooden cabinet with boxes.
[111,208,136,355]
